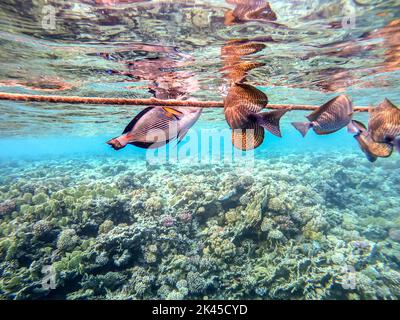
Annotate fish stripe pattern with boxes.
[232,122,265,150]
[224,83,268,129]
[310,95,353,134]
[368,99,400,143]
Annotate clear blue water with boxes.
[0,0,399,300]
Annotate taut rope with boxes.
[0,92,371,112]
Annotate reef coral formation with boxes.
[0,152,399,300]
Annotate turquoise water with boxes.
[0,0,400,300]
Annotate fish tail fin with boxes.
[347,124,357,135]
[291,122,311,137]
[106,136,128,151]
[347,121,359,135]
[348,120,367,135]
[254,109,287,137]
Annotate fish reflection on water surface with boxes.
[224,0,278,25]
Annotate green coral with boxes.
[32,192,49,205]
[53,250,85,274]
[166,290,184,300]
[99,220,114,234]
[57,229,80,251]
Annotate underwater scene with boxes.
[0,0,400,300]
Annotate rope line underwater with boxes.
[0,92,371,112]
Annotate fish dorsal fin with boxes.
[122,107,154,134]
[306,95,349,122]
[377,98,398,111]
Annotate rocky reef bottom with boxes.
[0,151,399,300]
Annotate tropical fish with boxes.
[291,95,353,137]
[368,98,400,152]
[348,120,393,162]
[106,107,201,150]
[224,83,287,137]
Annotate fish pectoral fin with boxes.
[379,98,398,110]
[162,107,183,119]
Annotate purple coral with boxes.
[161,215,175,227]
[389,229,400,242]
[352,240,369,249]
[179,211,193,223]
[274,215,297,233]
[0,200,16,216]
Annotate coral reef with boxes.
[0,152,399,300]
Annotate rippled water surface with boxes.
[0,1,399,300]
[0,0,399,136]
